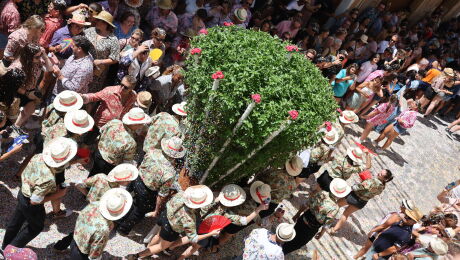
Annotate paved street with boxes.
[0,112,459,259]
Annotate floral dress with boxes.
[84,27,120,93]
[367,103,395,126]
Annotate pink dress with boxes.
[367,103,395,126]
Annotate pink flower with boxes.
[223,22,234,26]
[285,45,299,52]
[190,48,202,55]
[199,29,208,35]
[288,110,299,120]
[325,121,332,132]
[212,71,225,79]
[251,94,261,104]
[336,108,343,115]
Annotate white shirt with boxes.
[298,149,311,168]
[286,0,304,11]
[242,228,284,260]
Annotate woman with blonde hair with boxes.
[4,15,45,62]
[120,28,144,55]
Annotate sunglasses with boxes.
[121,83,132,90]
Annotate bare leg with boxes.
[331,205,360,233]
[168,236,190,250]
[447,118,460,129]
[51,187,66,213]
[357,98,373,115]
[451,125,460,133]
[424,96,441,116]
[354,239,373,259]
[360,123,374,141]
[147,234,161,247]
[15,101,37,127]
[435,100,446,114]
[178,243,201,260]
[381,127,398,150]
[375,124,392,143]
[139,239,173,258]
[358,100,378,117]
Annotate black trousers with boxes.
[116,177,158,234]
[2,192,46,249]
[282,210,321,255]
[88,150,115,177]
[70,239,89,260]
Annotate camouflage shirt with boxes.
[327,155,365,180]
[42,104,64,128]
[138,149,176,197]
[308,191,339,226]
[352,178,385,201]
[21,154,57,203]
[256,168,296,204]
[78,174,119,202]
[143,112,181,153]
[310,142,332,164]
[200,201,247,226]
[74,202,114,259]
[166,191,199,243]
[98,119,137,165]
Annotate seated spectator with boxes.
[114,11,137,40]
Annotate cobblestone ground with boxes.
[1,113,459,260]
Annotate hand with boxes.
[94,60,103,67]
[151,59,159,66]
[53,44,63,52]
[372,253,379,260]
[333,59,342,65]
[53,66,61,77]
[145,211,158,218]
[78,3,88,9]
[134,45,149,56]
[256,203,269,213]
[209,228,221,236]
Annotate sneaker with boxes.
[50,209,73,219]
[375,148,384,153]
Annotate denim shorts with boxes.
[0,33,8,49]
[393,122,407,135]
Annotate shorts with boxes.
[18,93,35,107]
[393,122,407,135]
[0,33,7,49]
[55,171,65,187]
[298,163,321,178]
[317,171,333,192]
[424,86,437,100]
[346,191,368,209]
[158,210,181,242]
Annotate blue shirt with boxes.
[332,69,354,97]
[114,21,137,40]
[50,25,75,60]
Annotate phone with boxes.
[445,181,457,190]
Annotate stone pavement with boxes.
[0,113,459,260]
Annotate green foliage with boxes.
[184,26,337,187]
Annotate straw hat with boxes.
[250,181,271,204]
[234,8,247,22]
[329,178,351,198]
[136,91,152,109]
[347,147,365,165]
[42,137,78,168]
[404,207,423,222]
[285,156,303,176]
[339,110,359,124]
[145,66,161,78]
[93,10,115,28]
[360,34,368,44]
[157,0,173,10]
[68,13,90,26]
[161,136,186,158]
[276,223,296,242]
[180,28,196,38]
[429,237,448,255]
[53,90,83,112]
[64,110,94,134]
[183,185,214,209]
[99,188,133,220]
[218,184,246,207]
[322,128,339,145]
[122,107,152,125]
[107,163,139,182]
[444,68,455,77]
[401,199,415,211]
[172,102,187,116]
[124,0,143,8]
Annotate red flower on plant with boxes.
[223,22,234,26]
[190,48,202,55]
[199,29,208,35]
[337,108,343,115]
[251,94,261,104]
[212,71,225,79]
[285,45,299,52]
[288,110,299,120]
[325,121,332,131]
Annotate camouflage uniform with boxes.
[143,112,181,153]
[77,174,119,202]
[256,168,296,204]
[98,119,137,165]
[352,178,385,201]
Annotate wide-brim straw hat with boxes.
[43,137,78,168]
[68,13,91,26]
[184,185,214,209]
[347,147,365,165]
[218,184,246,207]
[429,237,448,255]
[145,66,161,78]
[285,156,303,176]
[339,110,359,124]
[64,110,94,134]
[124,0,143,8]
[443,68,455,77]
[401,199,415,211]
[234,8,247,22]
[53,90,83,112]
[180,28,196,38]
[250,181,271,204]
[122,107,152,125]
[136,91,152,109]
[93,10,116,28]
[329,178,351,198]
[276,223,296,242]
[161,136,186,158]
[322,128,339,145]
[405,207,423,222]
[99,188,133,221]
[172,102,187,116]
[107,163,139,182]
[157,0,173,10]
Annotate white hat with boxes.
[429,237,448,255]
[64,110,94,134]
[329,178,351,198]
[250,181,271,204]
[99,188,133,221]
[53,90,83,112]
[339,110,359,124]
[42,137,78,168]
[145,66,161,78]
[401,199,415,211]
[183,185,214,209]
[107,163,139,182]
[347,147,365,165]
[285,156,303,176]
[124,0,143,8]
[276,223,296,242]
[444,227,456,239]
[360,34,368,44]
[218,184,246,207]
[161,136,186,158]
[322,128,339,145]
[172,102,187,116]
[234,8,247,22]
[122,107,152,125]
